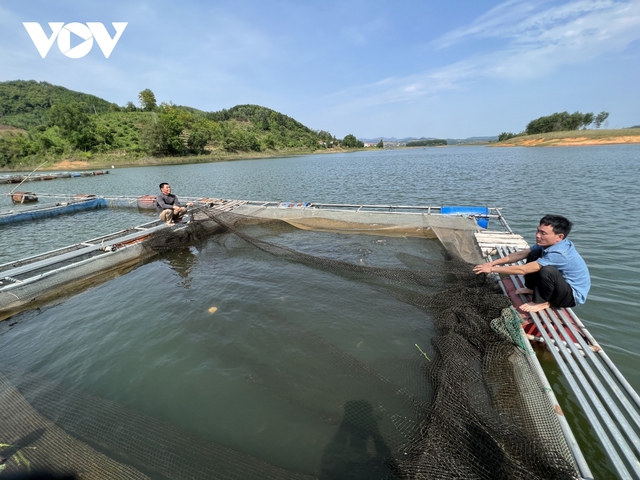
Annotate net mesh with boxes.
[146,208,578,479]
[0,207,579,479]
[0,368,317,480]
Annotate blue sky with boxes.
[1,0,639,139]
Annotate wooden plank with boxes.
[476,241,527,246]
[210,200,247,213]
[475,233,527,241]
[477,239,529,245]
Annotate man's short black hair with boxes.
[539,215,572,237]
[159,182,169,190]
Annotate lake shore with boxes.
[5,128,640,173]
[492,128,640,147]
[0,147,354,172]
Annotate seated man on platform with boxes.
[473,215,590,313]
[156,182,194,226]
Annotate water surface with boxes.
[1,145,638,477]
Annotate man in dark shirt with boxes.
[156,183,194,225]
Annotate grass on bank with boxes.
[494,128,640,146]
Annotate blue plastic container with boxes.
[441,206,489,229]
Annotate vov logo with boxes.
[23,22,128,59]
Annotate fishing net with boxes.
[0,367,317,480]
[0,206,578,479]
[145,208,579,478]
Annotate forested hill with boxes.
[0,80,342,168]
[0,80,114,130]
[207,104,312,134]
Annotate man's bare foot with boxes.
[520,301,551,313]
[515,287,533,295]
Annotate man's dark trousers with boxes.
[524,250,576,308]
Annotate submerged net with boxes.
[0,207,578,479]
[146,208,578,478]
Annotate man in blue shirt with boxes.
[473,215,590,313]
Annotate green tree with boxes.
[376,139,384,148]
[498,132,516,141]
[187,129,209,154]
[187,119,220,154]
[92,123,116,152]
[0,133,35,167]
[49,102,89,135]
[262,133,277,150]
[406,139,447,147]
[48,102,98,150]
[141,105,186,155]
[582,112,594,129]
[35,126,67,154]
[138,89,157,112]
[223,128,261,152]
[594,111,609,129]
[525,111,600,134]
[342,134,363,148]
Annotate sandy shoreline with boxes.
[494,135,640,147]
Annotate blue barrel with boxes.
[441,206,489,229]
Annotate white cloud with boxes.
[433,0,619,48]
[433,0,545,49]
[328,0,640,110]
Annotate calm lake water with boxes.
[1,145,639,478]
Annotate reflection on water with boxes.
[319,400,400,479]
[165,246,199,289]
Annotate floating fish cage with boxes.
[0,198,638,479]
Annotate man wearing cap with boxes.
[473,215,590,313]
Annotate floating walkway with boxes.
[475,229,640,480]
[0,170,110,185]
[0,197,106,225]
[0,199,241,321]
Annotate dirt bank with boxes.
[47,159,96,170]
[31,148,354,172]
[494,132,640,147]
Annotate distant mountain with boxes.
[360,135,497,145]
[359,137,411,143]
[445,136,498,145]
